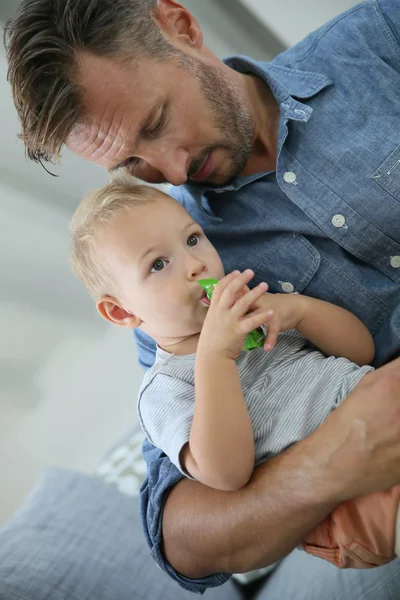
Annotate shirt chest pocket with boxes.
[217,233,321,295]
[372,145,400,201]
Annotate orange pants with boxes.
[302,485,400,568]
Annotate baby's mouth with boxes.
[200,290,211,306]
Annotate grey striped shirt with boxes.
[137,330,373,476]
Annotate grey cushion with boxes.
[0,469,244,600]
[254,547,400,600]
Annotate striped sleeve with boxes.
[137,373,195,476]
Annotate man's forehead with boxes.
[67,54,164,165]
[76,51,169,104]
[77,51,139,90]
[66,119,118,164]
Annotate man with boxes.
[5,0,400,597]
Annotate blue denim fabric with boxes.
[138,0,400,592]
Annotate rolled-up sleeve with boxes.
[139,439,231,594]
[134,328,157,370]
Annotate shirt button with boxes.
[332,214,346,228]
[283,171,297,184]
[390,256,400,268]
[281,282,295,293]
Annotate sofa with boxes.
[0,428,270,600]
[2,428,398,600]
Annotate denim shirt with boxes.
[138,1,400,593]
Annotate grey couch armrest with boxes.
[0,469,244,600]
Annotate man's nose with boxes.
[146,146,190,187]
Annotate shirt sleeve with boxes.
[134,328,157,370]
[138,373,195,476]
[139,439,231,594]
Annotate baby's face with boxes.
[100,193,224,341]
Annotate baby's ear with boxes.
[97,297,142,329]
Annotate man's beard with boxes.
[180,55,254,186]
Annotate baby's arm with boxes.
[181,354,254,491]
[255,293,375,366]
[292,296,374,366]
[181,270,272,491]
[180,273,374,491]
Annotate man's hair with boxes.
[70,183,158,300]
[4,0,176,164]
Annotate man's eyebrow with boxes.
[109,104,159,172]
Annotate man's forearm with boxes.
[162,433,338,578]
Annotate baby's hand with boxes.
[253,292,307,351]
[198,270,273,360]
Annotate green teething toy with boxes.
[198,278,266,351]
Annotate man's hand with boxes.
[310,357,400,502]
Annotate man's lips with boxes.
[191,152,213,181]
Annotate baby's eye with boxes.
[187,234,200,247]
[150,259,167,273]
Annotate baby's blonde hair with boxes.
[70,183,158,300]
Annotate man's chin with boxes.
[188,146,249,187]
[189,167,239,189]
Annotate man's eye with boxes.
[187,234,200,247]
[150,259,167,273]
[124,157,138,173]
[148,110,165,138]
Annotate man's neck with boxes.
[240,72,280,176]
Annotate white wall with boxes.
[0,179,145,523]
[239,0,361,46]
[184,0,274,60]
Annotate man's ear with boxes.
[97,297,143,329]
[155,0,203,51]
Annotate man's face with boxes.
[67,51,254,187]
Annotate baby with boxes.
[70,183,400,569]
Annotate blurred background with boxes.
[0,0,358,523]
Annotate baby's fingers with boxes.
[211,271,240,302]
[232,281,268,317]
[240,308,273,337]
[263,311,280,351]
[219,269,255,308]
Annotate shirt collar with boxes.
[225,55,332,105]
[172,55,332,201]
